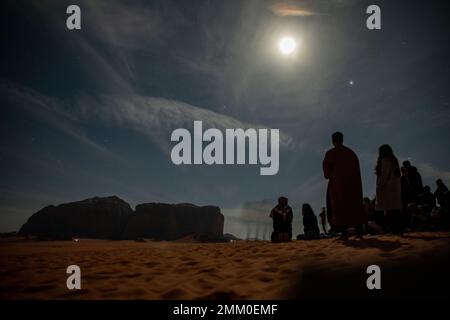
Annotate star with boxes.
[349,80,355,86]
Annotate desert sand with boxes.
[1,232,449,300]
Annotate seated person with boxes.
[364,197,382,234]
[435,179,450,214]
[297,203,320,240]
[418,185,436,215]
[270,197,293,242]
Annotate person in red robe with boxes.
[323,132,366,239]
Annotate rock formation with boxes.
[19,196,132,240]
[123,203,224,241]
[19,197,225,241]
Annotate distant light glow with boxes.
[349,80,355,86]
[278,36,297,55]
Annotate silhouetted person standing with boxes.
[270,197,293,242]
[402,160,423,203]
[323,132,365,239]
[376,145,403,234]
[400,166,414,209]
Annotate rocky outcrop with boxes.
[122,203,224,241]
[19,196,132,240]
[19,197,225,241]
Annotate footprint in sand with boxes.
[262,267,279,273]
[123,272,142,278]
[312,252,327,257]
[184,260,199,266]
[258,276,273,282]
[197,267,217,273]
[143,262,159,268]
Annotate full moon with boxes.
[278,36,297,55]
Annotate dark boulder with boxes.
[123,203,224,241]
[223,233,240,242]
[19,196,132,240]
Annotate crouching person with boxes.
[301,203,320,239]
[270,196,293,242]
[297,204,321,240]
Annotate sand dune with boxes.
[1,232,449,299]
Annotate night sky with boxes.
[1,0,449,237]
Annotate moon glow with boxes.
[278,36,297,55]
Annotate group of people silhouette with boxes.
[270,132,450,242]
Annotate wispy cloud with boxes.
[0,80,113,156]
[74,94,298,155]
[417,163,450,182]
[2,78,298,160]
[269,2,328,17]
[269,0,359,17]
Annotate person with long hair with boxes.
[269,196,293,242]
[375,144,403,233]
[302,204,320,239]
